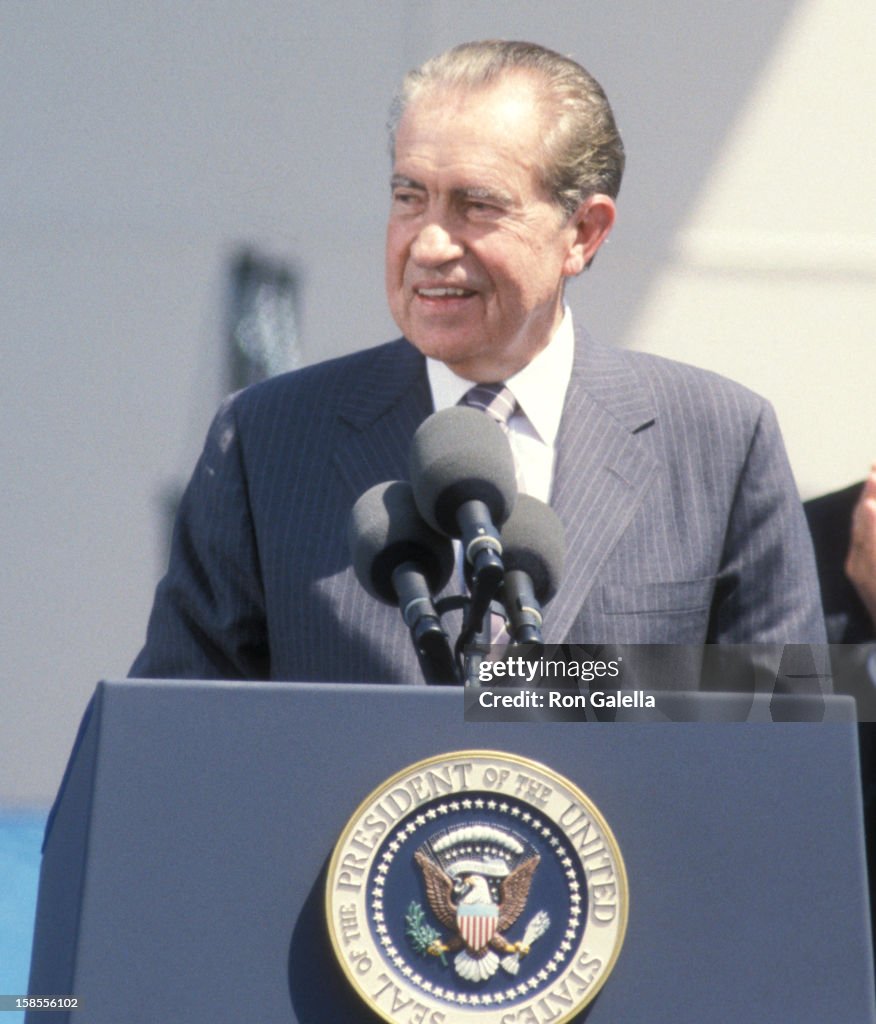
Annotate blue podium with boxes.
[27,680,876,1022]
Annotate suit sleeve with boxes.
[709,399,828,646]
[129,394,271,680]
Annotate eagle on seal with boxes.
[414,847,540,981]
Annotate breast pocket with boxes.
[597,577,717,643]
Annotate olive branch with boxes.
[405,901,448,966]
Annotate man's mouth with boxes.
[415,286,475,298]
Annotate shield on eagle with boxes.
[457,900,499,952]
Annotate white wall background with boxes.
[2,0,874,804]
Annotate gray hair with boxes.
[387,40,625,215]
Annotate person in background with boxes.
[806,467,876,647]
[806,466,876,959]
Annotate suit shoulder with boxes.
[611,346,773,432]
[622,347,766,405]
[212,338,426,443]
[229,338,415,411]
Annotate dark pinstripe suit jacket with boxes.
[130,333,827,682]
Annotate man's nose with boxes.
[410,221,464,267]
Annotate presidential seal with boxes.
[326,750,627,1024]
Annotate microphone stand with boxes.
[433,594,491,687]
[461,617,493,689]
[393,563,459,685]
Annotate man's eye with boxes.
[467,199,501,215]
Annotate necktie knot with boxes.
[460,382,517,432]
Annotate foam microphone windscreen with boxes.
[500,494,565,603]
[408,406,517,536]
[348,480,455,604]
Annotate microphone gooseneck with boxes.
[348,480,457,683]
[499,494,565,648]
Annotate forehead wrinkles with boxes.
[427,74,550,156]
[395,82,554,202]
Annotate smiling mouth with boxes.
[416,287,475,298]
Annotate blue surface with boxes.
[0,812,47,1024]
[28,681,875,1023]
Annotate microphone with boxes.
[499,494,565,647]
[348,480,457,684]
[409,406,517,634]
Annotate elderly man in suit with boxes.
[131,40,826,683]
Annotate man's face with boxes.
[385,75,611,382]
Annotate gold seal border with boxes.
[325,749,629,1024]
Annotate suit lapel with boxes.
[546,332,660,641]
[332,339,433,499]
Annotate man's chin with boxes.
[406,331,476,361]
[406,330,543,384]
[406,335,491,380]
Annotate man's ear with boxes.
[562,194,617,276]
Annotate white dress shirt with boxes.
[425,306,575,502]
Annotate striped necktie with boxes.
[460,382,517,433]
[461,381,525,494]
[460,382,518,646]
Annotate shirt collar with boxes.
[425,306,575,446]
